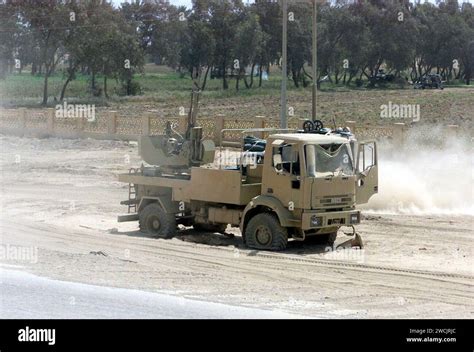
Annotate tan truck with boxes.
[117,120,378,251]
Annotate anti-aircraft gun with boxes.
[139,75,215,175]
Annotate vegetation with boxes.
[0,0,473,107]
[2,65,472,132]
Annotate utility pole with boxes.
[280,0,288,129]
[280,0,318,128]
[311,0,317,122]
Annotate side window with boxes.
[357,143,376,173]
[273,144,300,176]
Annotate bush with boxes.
[118,80,142,96]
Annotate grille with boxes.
[328,218,345,225]
[319,195,353,205]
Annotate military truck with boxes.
[367,69,395,88]
[117,115,378,251]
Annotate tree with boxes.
[120,0,159,52]
[61,1,144,99]
[20,0,70,105]
[150,5,188,69]
[58,1,88,101]
[459,2,474,84]
[287,3,312,88]
[179,1,215,91]
[209,0,244,90]
[252,1,280,87]
[233,10,266,90]
[0,2,18,79]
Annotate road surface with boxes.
[0,268,305,319]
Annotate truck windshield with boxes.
[305,143,354,177]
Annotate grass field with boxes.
[0,64,472,130]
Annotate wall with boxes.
[0,108,460,144]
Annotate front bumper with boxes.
[301,209,360,230]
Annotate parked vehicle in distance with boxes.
[414,73,444,89]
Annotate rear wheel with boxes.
[139,203,176,239]
[245,213,288,251]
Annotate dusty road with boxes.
[0,135,472,318]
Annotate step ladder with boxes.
[127,168,139,214]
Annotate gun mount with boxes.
[139,69,215,172]
[139,125,215,171]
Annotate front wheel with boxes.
[139,203,176,239]
[245,213,288,251]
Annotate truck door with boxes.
[262,141,301,209]
[356,141,378,204]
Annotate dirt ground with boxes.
[108,86,474,130]
[0,135,472,318]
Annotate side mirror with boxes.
[273,154,283,173]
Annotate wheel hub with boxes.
[255,225,272,246]
[150,217,160,231]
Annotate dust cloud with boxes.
[363,127,473,216]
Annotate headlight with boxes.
[350,213,360,224]
[310,215,323,227]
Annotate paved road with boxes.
[0,268,304,319]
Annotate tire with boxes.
[139,203,176,239]
[245,213,288,251]
[193,223,227,233]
